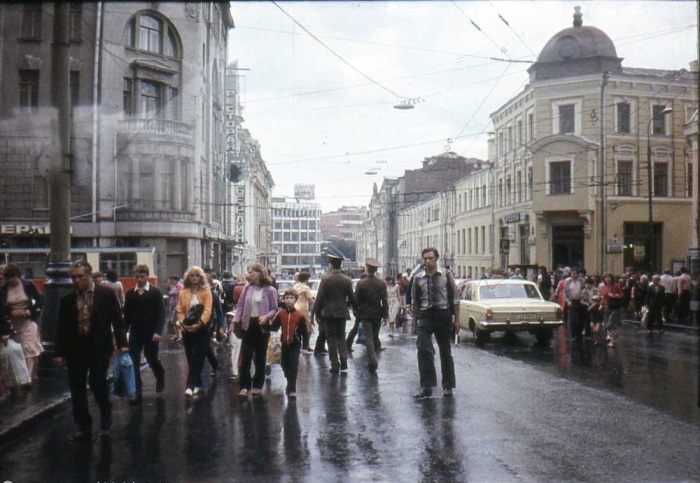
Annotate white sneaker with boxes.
[184,388,193,397]
[193,387,202,395]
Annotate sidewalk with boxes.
[0,357,151,446]
[0,366,71,446]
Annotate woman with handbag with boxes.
[230,263,278,399]
[176,266,213,397]
[0,282,31,391]
[1,264,43,381]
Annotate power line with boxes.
[487,0,537,57]
[450,1,511,59]
[270,1,407,100]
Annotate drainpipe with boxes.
[91,2,103,235]
[600,72,609,274]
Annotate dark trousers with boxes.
[416,309,455,390]
[206,329,219,372]
[346,318,360,350]
[568,300,587,339]
[281,339,301,393]
[324,318,348,370]
[663,293,676,323]
[239,317,270,390]
[648,307,664,331]
[129,328,164,396]
[313,321,327,354]
[66,352,111,431]
[362,318,382,368]
[183,329,209,389]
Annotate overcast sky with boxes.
[227,1,697,212]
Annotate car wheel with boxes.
[535,328,553,346]
[473,325,490,344]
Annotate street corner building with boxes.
[0,2,275,287]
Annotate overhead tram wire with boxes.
[450,1,512,60]
[237,25,501,62]
[270,1,407,101]
[487,0,538,58]
[244,59,523,105]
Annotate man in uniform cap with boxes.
[314,253,356,373]
[354,258,389,373]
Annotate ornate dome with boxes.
[528,6,622,81]
[538,7,617,62]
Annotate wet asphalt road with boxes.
[0,322,698,482]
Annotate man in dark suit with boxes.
[314,255,356,374]
[645,274,666,335]
[54,260,128,440]
[124,264,166,403]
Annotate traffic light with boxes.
[229,164,242,182]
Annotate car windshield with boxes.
[277,281,294,292]
[479,284,541,300]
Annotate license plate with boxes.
[512,313,539,321]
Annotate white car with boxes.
[459,279,563,345]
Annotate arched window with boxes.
[123,11,180,58]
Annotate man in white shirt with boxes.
[659,270,676,324]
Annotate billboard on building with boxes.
[294,184,315,200]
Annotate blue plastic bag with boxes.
[112,352,136,398]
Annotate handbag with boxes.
[0,339,31,387]
[184,304,204,327]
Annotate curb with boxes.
[0,361,149,447]
[622,318,698,332]
[0,392,71,447]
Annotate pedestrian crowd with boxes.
[1,251,697,442]
[531,264,698,347]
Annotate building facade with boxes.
[320,206,367,242]
[0,2,236,287]
[271,197,322,277]
[489,7,697,275]
[357,152,487,276]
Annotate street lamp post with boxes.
[647,106,672,273]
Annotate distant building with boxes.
[357,152,487,276]
[271,197,323,277]
[321,206,368,241]
[0,2,235,286]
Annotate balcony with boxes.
[116,119,195,158]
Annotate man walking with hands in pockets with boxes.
[411,247,460,399]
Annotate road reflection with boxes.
[464,325,698,424]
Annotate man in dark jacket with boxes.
[314,255,356,374]
[55,260,128,440]
[354,258,389,373]
[123,264,166,403]
[645,274,666,334]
